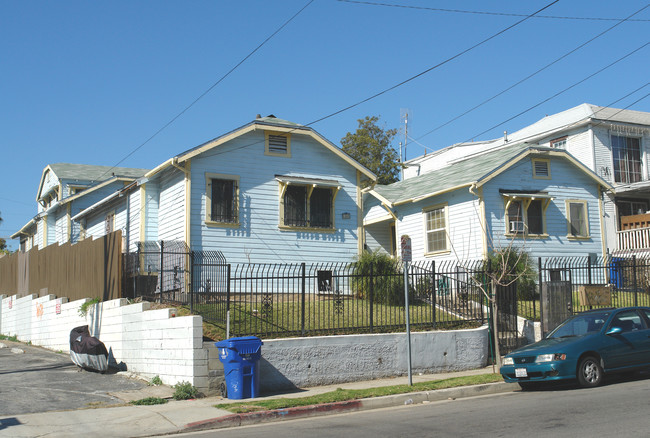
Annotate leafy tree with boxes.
[341,116,400,185]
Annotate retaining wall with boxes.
[2,293,488,396]
[207,326,489,392]
[0,294,208,391]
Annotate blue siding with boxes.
[188,130,361,264]
[484,156,604,259]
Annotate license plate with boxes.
[515,368,528,378]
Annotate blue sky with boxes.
[1,0,649,250]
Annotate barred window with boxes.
[205,174,239,226]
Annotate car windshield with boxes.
[547,312,610,339]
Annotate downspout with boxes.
[469,183,489,259]
[171,158,191,248]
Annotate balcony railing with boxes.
[617,226,650,251]
[621,213,650,230]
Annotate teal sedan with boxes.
[500,307,650,389]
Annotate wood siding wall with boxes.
[0,231,122,301]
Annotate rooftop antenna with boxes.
[400,108,411,180]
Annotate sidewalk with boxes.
[0,367,516,438]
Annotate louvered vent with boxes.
[268,135,288,154]
[534,160,549,177]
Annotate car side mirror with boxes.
[606,327,622,335]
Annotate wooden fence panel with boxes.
[0,231,122,301]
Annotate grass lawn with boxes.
[214,373,504,413]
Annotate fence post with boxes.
[633,255,638,307]
[159,240,164,304]
[587,255,592,285]
[538,257,543,335]
[301,263,306,336]
[431,260,436,326]
[369,263,374,333]
[226,264,231,339]
[189,251,195,314]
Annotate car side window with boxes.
[610,310,644,333]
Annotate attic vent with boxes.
[532,159,550,179]
[268,135,288,154]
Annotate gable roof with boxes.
[37,163,149,200]
[369,144,612,207]
[145,115,377,181]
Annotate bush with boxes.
[172,381,198,400]
[130,397,168,406]
[484,248,537,300]
[149,375,163,386]
[352,250,414,306]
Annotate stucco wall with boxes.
[207,326,488,392]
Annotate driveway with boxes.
[0,340,147,416]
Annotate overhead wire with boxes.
[461,42,649,144]
[417,3,650,141]
[304,0,560,127]
[94,0,316,182]
[336,0,650,22]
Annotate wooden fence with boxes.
[0,231,122,301]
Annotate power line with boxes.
[336,0,650,22]
[95,0,315,182]
[417,3,650,141]
[463,42,649,144]
[305,0,560,127]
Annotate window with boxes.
[105,212,115,235]
[265,132,291,157]
[532,159,550,179]
[566,200,589,238]
[612,135,642,183]
[279,178,338,230]
[424,205,448,254]
[205,174,239,226]
[503,193,550,236]
[550,136,567,149]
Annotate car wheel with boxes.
[577,356,603,387]
[220,381,227,398]
[518,381,540,391]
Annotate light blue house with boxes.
[70,115,376,264]
[11,164,149,252]
[364,143,613,262]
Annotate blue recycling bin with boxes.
[609,257,624,288]
[215,336,263,399]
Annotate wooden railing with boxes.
[617,226,650,251]
[621,213,650,230]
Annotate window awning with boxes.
[275,175,341,188]
[500,191,553,200]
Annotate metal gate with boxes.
[495,283,519,355]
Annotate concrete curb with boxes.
[184,382,518,432]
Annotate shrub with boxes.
[172,381,198,400]
[130,397,168,406]
[484,248,537,300]
[149,375,163,386]
[352,250,414,306]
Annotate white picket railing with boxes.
[617,227,650,251]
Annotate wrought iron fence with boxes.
[539,255,650,316]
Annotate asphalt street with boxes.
[189,375,650,438]
[0,340,146,416]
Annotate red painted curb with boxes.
[184,400,363,431]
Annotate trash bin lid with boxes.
[215,336,263,354]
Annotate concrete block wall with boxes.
[0,294,209,392]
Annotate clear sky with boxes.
[1,0,649,251]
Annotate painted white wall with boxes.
[0,294,208,390]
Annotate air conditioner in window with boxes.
[510,221,525,233]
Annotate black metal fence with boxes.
[539,254,650,334]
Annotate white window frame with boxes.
[611,134,643,184]
[423,204,449,255]
[205,173,240,228]
[566,200,590,239]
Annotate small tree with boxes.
[341,116,400,185]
